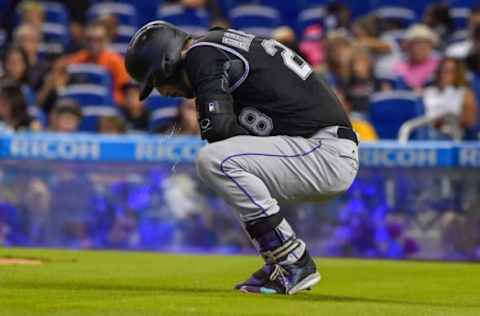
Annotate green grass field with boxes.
[0,248,479,316]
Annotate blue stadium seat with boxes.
[145,92,181,132]
[369,90,424,139]
[39,22,69,57]
[13,2,69,57]
[58,84,117,132]
[87,2,139,55]
[375,73,408,91]
[42,1,69,25]
[229,3,282,37]
[297,5,326,33]
[448,29,469,46]
[465,74,480,140]
[67,64,113,89]
[0,29,5,51]
[374,6,417,28]
[93,0,159,25]
[111,25,136,55]
[87,2,138,27]
[449,7,470,31]
[257,0,304,29]
[157,4,209,37]
[447,0,476,8]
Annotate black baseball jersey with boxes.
[184,28,351,138]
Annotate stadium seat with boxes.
[42,1,69,25]
[297,5,326,33]
[374,6,417,28]
[229,3,282,37]
[157,4,209,36]
[375,73,405,91]
[67,64,113,89]
[449,29,469,45]
[450,7,470,31]
[17,2,70,58]
[58,84,117,131]
[110,25,136,55]
[369,90,424,139]
[39,22,69,57]
[87,2,139,55]
[465,74,480,140]
[145,92,181,133]
[0,29,5,51]
[87,2,138,27]
[254,0,303,30]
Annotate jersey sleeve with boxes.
[184,46,249,143]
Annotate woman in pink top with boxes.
[393,24,439,92]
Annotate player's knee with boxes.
[196,145,221,183]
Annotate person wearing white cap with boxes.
[392,24,439,92]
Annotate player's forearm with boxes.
[196,94,249,143]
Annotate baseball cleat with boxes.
[235,253,321,295]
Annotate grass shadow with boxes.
[6,280,480,309]
[270,292,480,309]
[6,280,231,296]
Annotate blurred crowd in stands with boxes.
[0,0,479,141]
[1,160,479,260]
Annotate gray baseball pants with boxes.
[196,126,359,262]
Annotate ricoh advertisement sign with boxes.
[0,134,203,163]
[358,142,456,168]
[0,134,479,168]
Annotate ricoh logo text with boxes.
[9,139,100,160]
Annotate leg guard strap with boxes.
[260,238,302,264]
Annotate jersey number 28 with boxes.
[261,39,313,80]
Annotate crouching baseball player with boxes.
[125,21,359,295]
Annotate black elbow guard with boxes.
[197,94,249,142]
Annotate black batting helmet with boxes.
[125,21,191,101]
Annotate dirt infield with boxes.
[0,258,43,265]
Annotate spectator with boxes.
[65,22,129,105]
[423,4,454,50]
[12,24,49,91]
[0,81,36,131]
[98,116,126,134]
[182,0,207,9]
[94,14,119,44]
[1,46,31,86]
[393,24,439,92]
[299,24,325,71]
[423,57,477,136]
[49,98,82,133]
[36,59,69,114]
[352,15,392,55]
[273,26,301,56]
[324,3,351,32]
[344,49,376,114]
[178,99,199,135]
[121,82,149,132]
[446,7,480,59]
[335,88,378,142]
[324,29,354,87]
[23,178,52,245]
[16,0,44,30]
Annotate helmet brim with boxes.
[139,70,154,101]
